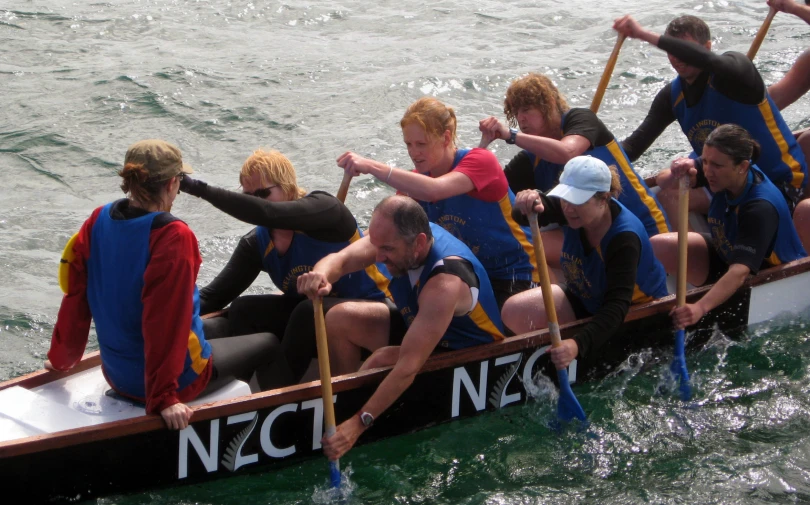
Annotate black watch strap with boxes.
[506,128,518,145]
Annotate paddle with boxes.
[747,8,777,60]
[670,176,691,401]
[313,297,341,488]
[590,34,626,114]
[311,170,353,488]
[529,212,587,423]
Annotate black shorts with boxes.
[562,287,594,321]
[702,233,729,285]
[490,278,534,311]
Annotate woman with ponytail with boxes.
[46,140,279,430]
[651,124,807,329]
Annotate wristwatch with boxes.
[359,411,374,428]
[505,128,518,144]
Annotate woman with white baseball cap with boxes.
[503,155,668,371]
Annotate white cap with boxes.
[547,156,611,205]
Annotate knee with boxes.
[501,295,530,334]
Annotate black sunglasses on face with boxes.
[243,185,278,199]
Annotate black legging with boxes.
[201,332,280,393]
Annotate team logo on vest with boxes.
[281,265,313,292]
[708,219,732,259]
[436,215,480,255]
[687,119,720,151]
[561,255,592,300]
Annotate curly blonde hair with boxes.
[240,149,306,200]
[503,73,569,128]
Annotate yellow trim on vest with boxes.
[631,285,653,305]
[673,92,685,109]
[58,232,79,295]
[187,330,209,375]
[468,303,505,340]
[498,194,540,282]
[349,230,393,298]
[765,251,782,267]
[606,140,670,235]
[758,100,804,190]
[263,240,275,257]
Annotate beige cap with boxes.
[124,139,193,181]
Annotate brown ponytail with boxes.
[118,162,165,207]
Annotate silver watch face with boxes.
[360,412,374,427]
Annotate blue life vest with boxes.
[419,149,538,282]
[671,75,807,192]
[388,224,505,349]
[523,113,670,237]
[86,201,211,399]
[255,226,390,300]
[560,199,668,315]
[707,166,807,267]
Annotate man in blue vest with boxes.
[296,195,505,460]
[613,13,810,246]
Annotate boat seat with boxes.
[0,367,251,444]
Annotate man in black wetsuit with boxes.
[613,14,810,245]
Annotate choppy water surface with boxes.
[2,1,810,503]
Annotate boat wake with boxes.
[311,464,356,504]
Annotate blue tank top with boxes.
[255,226,391,300]
[86,201,211,399]
[523,113,670,237]
[671,75,807,191]
[388,224,505,349]
[707,166,807,267]
[560,199,669,315]
[419,149,538,283]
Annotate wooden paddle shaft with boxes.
[313,298,338,432]
[747,8,776,60]
[590,35,626,114]
[336,171,353,204]
[676,176,690,308]
[530,214,563,347]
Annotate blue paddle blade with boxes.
[556,368,587,423]
[670,329,691,401]
[329,460,341,488]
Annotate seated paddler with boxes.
[335,96,537,310]
[503,156,669,372]
[651,125,808,330]
[46,140,279,430]
[296,195,505,460]
[178,149,391,388]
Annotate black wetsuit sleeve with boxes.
[511,193,567,228]
[572,231,641,359]
[620,84,676,162]
[503,151,537,194]
[199,230,263,314]
[563,108,613,147]
[192,186,357,242]
[657,37,765,104]
[726,199,780,274]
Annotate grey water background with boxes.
[2,0,810,503]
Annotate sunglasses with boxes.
[243,185,278,199]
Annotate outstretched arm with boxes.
[768,0,810,24]
[296,234,378,299]
[769,49,810,110]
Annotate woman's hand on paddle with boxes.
[514,189,544,216]
[669,157,697,179]
[550,339,579,370]
[613,15,656,44]
[767,0,796,14]
[337,151,380,178]
[161,402,193,430]
[670,303,705,329]
[297,271,332,300]
[321,414,365,461]
[478,116,510,144]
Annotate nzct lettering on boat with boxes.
[450,345,578,417]
[177,396,335,479]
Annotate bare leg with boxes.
[360,346,400,371]
[500,284,577,335]
[793,197,810,253]
[324,301,391,375]
[650,231,711,286]
[655,184,710,231]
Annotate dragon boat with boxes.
[2,257,810,504]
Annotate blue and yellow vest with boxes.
[524,114,670,237]
[388,224,505,349]
[707,166,806,267]
[255,226,390,300]
[419,149,538,282]
[86,201,211,399]
[671,75,807,192]
[560,199,668,315]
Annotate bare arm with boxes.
[769,49,810,110]
[671,263,750,328]
[478,115,592,165]
[336,151,475,201]
[768,0,810,24]
[296,234,378,298]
